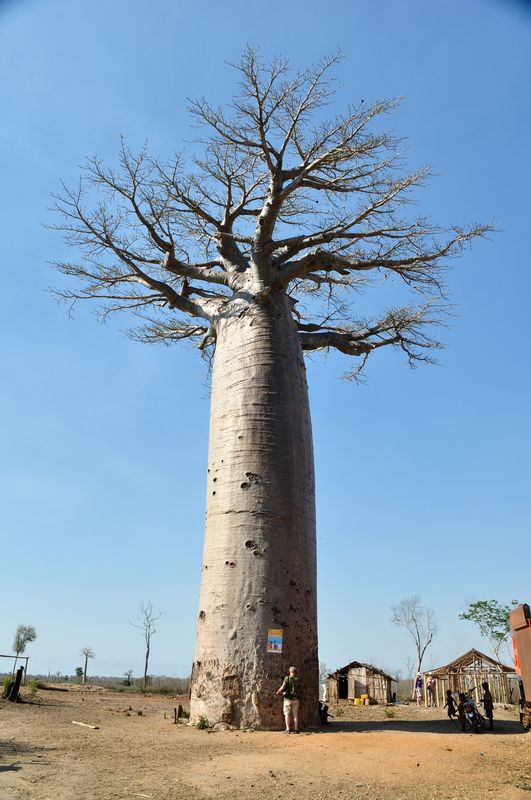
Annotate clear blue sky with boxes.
[1,0,530,680]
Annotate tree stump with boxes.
[8,666,24,702]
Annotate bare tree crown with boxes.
[131,600,162,646]
[391,595,438,671]
[52,48,490,378]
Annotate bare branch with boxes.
[299,303,444,380]
[279,222,489,288]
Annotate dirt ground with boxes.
[1,686,530,800]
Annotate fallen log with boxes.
[40,685,68,692]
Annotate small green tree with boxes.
[12,624,37,674]
[75,666,84,684]
[459,599,518,664]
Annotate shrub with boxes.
[113,684,141,694]
[196,715,209,730]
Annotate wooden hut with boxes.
[328,661,394,704]
[426,648,515,705]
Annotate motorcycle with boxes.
[462,692,485,733]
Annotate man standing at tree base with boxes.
[277,666,300,733]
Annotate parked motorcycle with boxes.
[462,692,485,733]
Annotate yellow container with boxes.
[364,698,370,705]
[360,694,369,700]
[354,698,363,705]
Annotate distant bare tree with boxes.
[131,601,162,691]
[391,595,438,696]
[12,625,37,674]
[80,646,95,684]
[124,669,134,686]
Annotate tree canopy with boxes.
[459,599,518,664]
[13,624,37,656]
[51,48,490,379]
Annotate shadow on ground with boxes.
[319,718,526,735]
[0,739,54,772]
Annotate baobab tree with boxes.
[80,646,95,684]
[51,49,489,729]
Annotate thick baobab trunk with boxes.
[190,293,319,730]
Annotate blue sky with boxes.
[1,0,530,680]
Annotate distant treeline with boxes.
[0,672,190,694]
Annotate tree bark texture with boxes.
[190,293,318,729]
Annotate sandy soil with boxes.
[1,687,530,800]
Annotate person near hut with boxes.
[414,673,423,705]
[318,701,334,725]
[426,674,437,707]
[481,681,494,730]
[457,692,467,732]
[276,665,300,733]
[444,689,458,720]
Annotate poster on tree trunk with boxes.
[267,628,283,653]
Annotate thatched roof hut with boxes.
[327,661,395,704]
[426,648,515,705]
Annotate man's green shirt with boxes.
[281,675,300,700]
